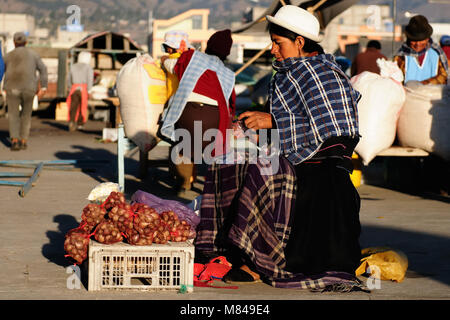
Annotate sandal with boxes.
[222,265,262,284]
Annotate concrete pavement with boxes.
[0,115,449,301]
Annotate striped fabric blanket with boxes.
[195,157,367,292]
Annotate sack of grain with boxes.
[351,71,406,165]
[397,82,450,161]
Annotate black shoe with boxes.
[10,140,20,151]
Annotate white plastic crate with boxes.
[88,240,194,292]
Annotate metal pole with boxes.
[392,0,397,57]
[20,162,44,197]
[118,123,125,193]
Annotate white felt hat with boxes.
[266,5,323,43]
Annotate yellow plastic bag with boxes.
[355,247,408,283]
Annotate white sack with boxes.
[351,71,406,165]
[397,82,450,161]
[116,54,167,152]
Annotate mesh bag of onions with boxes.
[102,191,126,211]
[81,203,106,232]
[129,203,162,245]
[93,220,123,244]
[64,227,90,264]
[160,211,191,242]
[108,203,134,233]
[125,228,153,246]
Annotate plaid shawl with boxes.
[396,39,449,72]
[195,158,367,292]
[269,54,360,166]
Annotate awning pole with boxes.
[234,0,287,76]
[235,43,272,76]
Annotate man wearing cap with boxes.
[159,29,236,192]
[394,15,448,85]
[3,32,48,151]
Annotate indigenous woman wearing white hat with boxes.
[195,6,365,291]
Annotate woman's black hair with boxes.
[268,22,324,55]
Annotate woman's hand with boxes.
[238,111,273,130]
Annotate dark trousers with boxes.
[175,101,220,158]
[6,89,35,140]
[171,102,220,189]
[69,90,83,125]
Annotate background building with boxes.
[151,9,212,58]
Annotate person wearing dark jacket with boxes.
[4,32,48,151]
[351,40,387,76]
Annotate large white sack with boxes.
[351,70,406,165]
[116,54,167,152]
[397,82,450,161]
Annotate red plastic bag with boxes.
[195,256,232,282]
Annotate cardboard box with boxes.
[55,102,68,121]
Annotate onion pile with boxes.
[81,203,106,231]
[64,228,90,264]
[94,220,123,244]
[64,191,194,264]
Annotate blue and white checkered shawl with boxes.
[160,50,235,141]
[269,54,361,165]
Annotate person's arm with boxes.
[393,55,406,82]
[238,111,272,130]
[229,89,236,119]
[421,59,448,85]
[87,65,94,92]
[35,54,48,90]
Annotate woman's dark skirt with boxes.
[284,158,362,276]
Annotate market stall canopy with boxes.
[232,0,360,35]
[71,31,145,66]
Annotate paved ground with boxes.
[0,114,449,302]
